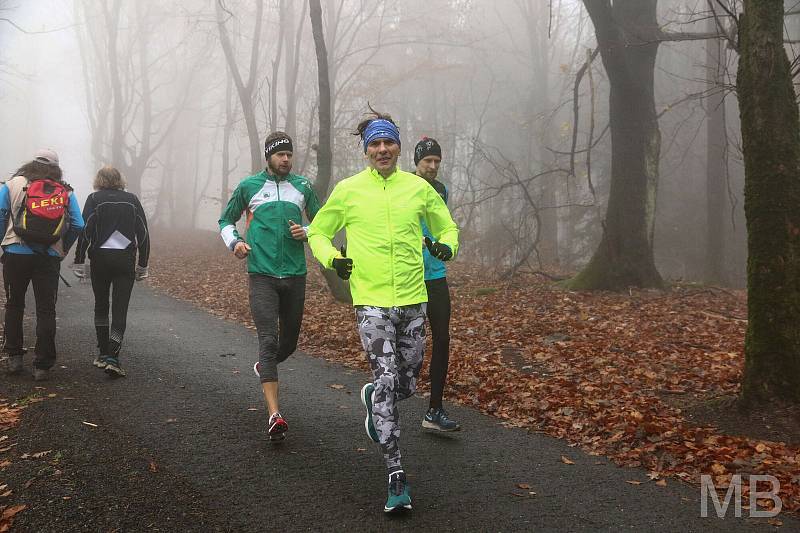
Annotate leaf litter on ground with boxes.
[147,230,800,515]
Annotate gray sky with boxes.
[1,0,93,202]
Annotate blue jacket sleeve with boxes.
[74,193,95,263]
[62,192,85,254]
[0,185,10,235]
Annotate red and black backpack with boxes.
[13,178,70,245]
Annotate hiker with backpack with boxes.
[72,166,150,378]
[1,149,85,381]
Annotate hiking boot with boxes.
[253,361,261,378]
[93,356,108,369]
[268,412,288,442]
[6,355,23,375]
[104,357,127,377]
[32,367,49,382]
[422,407,461,432]
[360,383,379,443]
[384,470,412,513]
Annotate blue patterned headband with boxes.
[363,119,400,153]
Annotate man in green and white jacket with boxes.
[219,131,321,442]
[307,112,458,513]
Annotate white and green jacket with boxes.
[219,170,321,277]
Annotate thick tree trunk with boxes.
[567,0,663,290]
[705,19,727,285]
[738,0,800,403]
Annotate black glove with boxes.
[332,246,353,280]
[424,237,453,261]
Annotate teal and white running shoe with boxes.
[360,383,379,443]
[384,470,412,513]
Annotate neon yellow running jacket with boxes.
[307,167,459,307]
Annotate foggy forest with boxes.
[2,0,800,529]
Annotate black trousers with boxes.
[2,252,61,369]
[90,249,135,357]
[425,277,451,409]
[248,274,306,383]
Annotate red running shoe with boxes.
[268,412,288,442]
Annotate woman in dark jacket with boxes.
[73,166,149,377]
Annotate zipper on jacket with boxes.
[276,176,285,278]
[384,179,395,305]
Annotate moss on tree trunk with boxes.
[738,1,800,403]
[566,1,663,291]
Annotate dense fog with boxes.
[2,0,784,286]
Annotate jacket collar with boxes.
[368,166,399,182]
[264,169,290,183]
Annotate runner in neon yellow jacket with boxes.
[307,111,458,514]
[306,166,458,306]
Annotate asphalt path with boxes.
[1,280,792,532]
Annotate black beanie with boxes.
[414,137,442,165]
[265,134,293,160]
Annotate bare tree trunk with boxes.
[127,0,152,196]
[216,0,264,173]
[221,76,235,208]
[738,0,800,403]
[270,2,286,133]
[103,0,125,181]
[310,0,350,305]
[74,0,109,171]
[567,0,663,290]
[191,141,201,229]
[283,0,306,139]
[524,0,558,267]
[309,0,333,198]
[152,130,176,228]
[705,17,727,285]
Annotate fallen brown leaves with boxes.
[0,399,23,532]
[148,230,799,514]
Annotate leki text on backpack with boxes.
[13,179,70,245]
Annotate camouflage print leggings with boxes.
[356,303,427,472]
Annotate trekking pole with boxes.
[59,272,71,287]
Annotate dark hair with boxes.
[265,130,292,147]
[13,160,63,182]
[351,104,396,140]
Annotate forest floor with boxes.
[4,227,798,529]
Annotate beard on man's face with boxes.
[268,159,292,176]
